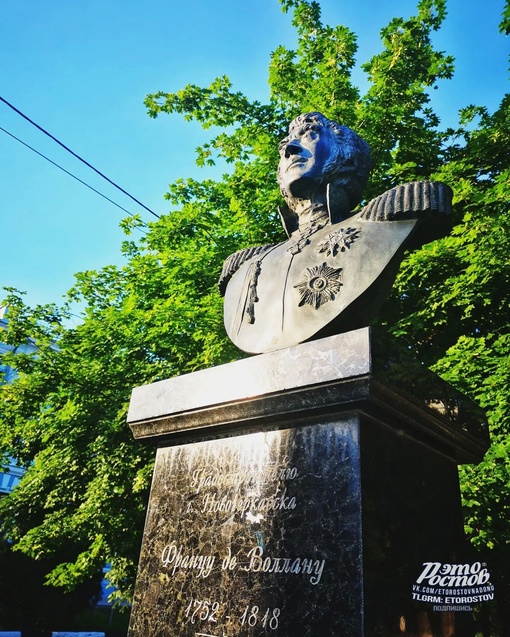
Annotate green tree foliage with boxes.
[0,0,508,627]
[383,94,510,629]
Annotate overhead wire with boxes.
[0,95,161,221]
[0,125,149,234]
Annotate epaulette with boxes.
[360,180,453,222]
[218,243,279,297]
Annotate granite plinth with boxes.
[127,328,489,637]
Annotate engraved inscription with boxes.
[183,598,281,632]
[159,544,326,585]
[243,547,325,585]
[184,598,220,624]
[161,544,216,579]
[190,466,298,493]
[240,605,280,629]
[200,490,297,515]
[129,422,363,637]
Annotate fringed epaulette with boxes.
[218,243,278,296]
[360,181,453,221]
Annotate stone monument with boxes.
[127,113,489,636]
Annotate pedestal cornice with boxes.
[127,327,488,464]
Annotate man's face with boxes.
[278,124,335,199]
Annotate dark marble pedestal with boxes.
[126,328,489,637]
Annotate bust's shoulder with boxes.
[218,243,281,297]
[360,180,453,221]
[358,180,453,244]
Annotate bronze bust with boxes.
[219,113,452,354]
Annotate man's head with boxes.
[277,112,371,212]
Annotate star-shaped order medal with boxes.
[294,262,343,309]
[317,226,361,257]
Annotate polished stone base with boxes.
[127,328,488,637]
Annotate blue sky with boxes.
[1,0,508,312]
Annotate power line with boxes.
[0,95,160,220]
[0,125,148,232]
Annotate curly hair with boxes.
[277,112,371,211]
